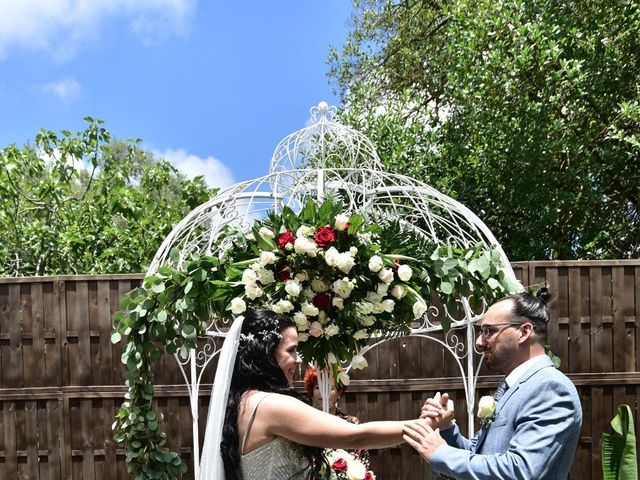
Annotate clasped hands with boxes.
[403,392,455,462]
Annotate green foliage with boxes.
[330,0,640,260]
[0,118,215,276]
[112,195,520,476]
[602,404,638,480]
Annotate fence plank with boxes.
[0,264,638,478]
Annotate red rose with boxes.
[332,458,348,473]
[313,292,331,310]
[276,264,291,281]
[314,226,336,248]
[278,230,295,250]
[364,471,375,480]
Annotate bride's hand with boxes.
[419,392,455,430]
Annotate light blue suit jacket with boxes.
[431,355,582,479]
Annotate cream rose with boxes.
[230,297,246,315]
[397,264,413,281]
[477,395,496,419]
[334,213,350,231]
[368,255,384,272]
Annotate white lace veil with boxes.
[198,315,245,480]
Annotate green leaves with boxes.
[0,119,217,277]
[602,405,638,480]
[331,0,640,260]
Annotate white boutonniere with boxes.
[477,395,497,428]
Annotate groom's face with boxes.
[476,300,520,374]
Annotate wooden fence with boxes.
[0,260,638,479]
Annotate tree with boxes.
[0,118,215,276]
[330,0,640,259]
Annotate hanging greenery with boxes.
[111,196,521,478]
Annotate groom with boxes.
[405,290,582,479]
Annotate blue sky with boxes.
[0,1,352,189]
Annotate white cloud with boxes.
[157,148,235,190]
[0,0,196,60]
[38,77,82,102]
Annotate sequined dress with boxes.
[240,394,310,480]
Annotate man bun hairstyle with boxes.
[506,286,553,342]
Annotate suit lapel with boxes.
[475,356,554,453]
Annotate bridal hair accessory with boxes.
[238,315,282,351]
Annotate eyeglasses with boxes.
[476,322,522,338]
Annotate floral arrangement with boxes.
[111,195,521,477]
[210,197,439,372]
[477,395,497,428]
[324,449,375,480]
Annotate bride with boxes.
[211,309,432,479]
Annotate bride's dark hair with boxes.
[221,309,327,479]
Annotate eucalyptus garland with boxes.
[111,196,521,478]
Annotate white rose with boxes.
[311,278,328,292]
[336,253,356,274]
[413,300,428,319]
[366,291,383,304]
[285,280,302,297]
[230,297,246,315]
[346,457,366,480]
[301,302,319,317]
[390,284,406,299]
[351,354,368,370]
[372,302,385,314]
[337,370,350,386]
[301,287,315,301]
[376,282,389,296]
[294,237,318,257]
[359,315,375,327]
[332,297,344,310]
[298,332,309,342]
[309,321,323,337]
[325,324,340,337]
[353,329,368,340]
[378,267,394,284]
[397,264,413,282]
[241,268,258,286]
[318,310,328,324]
[275,299,294,313]
[295,271,309,282]
[296,225,314,238]
[332,278,355,299]
[256,268,275,285]
[244,284,263,300]
[368,255,384,272]
[293,312,309,330]
[381,299,395,313]
[259,251,277,266]
[259,226,274,238]
[477,395,496,419]
[349,246,358,256]
[334,213,350,231]
[360,302,374,315]
[324,246,340,267]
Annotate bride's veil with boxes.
[198,316,245,480]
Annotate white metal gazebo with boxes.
[147,102,516,478]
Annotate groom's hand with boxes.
[420,392,455,430]
[403,420,446,463]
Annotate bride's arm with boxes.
[260,394,424,449]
